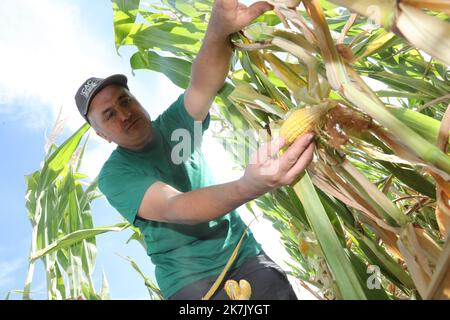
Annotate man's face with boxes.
[87,85,153,150]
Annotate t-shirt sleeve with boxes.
[156,92,211,149]
[98,167,159,226]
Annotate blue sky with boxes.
[0,0,314,300]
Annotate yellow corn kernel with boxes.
[280,104,329,145]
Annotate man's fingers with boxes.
[283,141,315,183]
[279,133,315,170]
[235,1,273,28]
[251,137,285,164]
[246,1,274,19]
[220,0,238,10]
[259,140,314,179]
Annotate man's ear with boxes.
[96,131,112,143]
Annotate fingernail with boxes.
[307,133,315,141]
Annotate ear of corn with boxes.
[224,279,252,300]
[280,104,330,144]
[224,280,240,300]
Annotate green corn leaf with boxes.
[162,0,211,18]
[229,81,285,118]
[293,172,368,300]
[346,250,391,300]
[130,50,192,89]
[39,124,90,190]
[30,222,129,262]
[131,21,203,57]
[356,233,415,290]
[387,106,447,146]
[378,161,436,199]
[111,0,141,50]
[369,72,444,98]
[118,255,163,300]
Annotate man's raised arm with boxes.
[184,0,272,121]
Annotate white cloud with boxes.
[0,257,24,288]
[0,0,125,130]
[0,0,184,133]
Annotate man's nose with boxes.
[118,108,132,121]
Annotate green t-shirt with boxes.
[98,93,261,299]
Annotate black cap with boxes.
[75,74,128,123]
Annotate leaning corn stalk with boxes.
[230,0,450,299]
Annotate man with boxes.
[75,0,315,300]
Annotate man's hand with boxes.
[208,0,273,41]
[185,1,272,121]
[239,133,315,198]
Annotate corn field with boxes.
[109,0,450,300]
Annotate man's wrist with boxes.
[204,28,233,48]
[236,177,266,202]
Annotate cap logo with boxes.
[80,79,100,99]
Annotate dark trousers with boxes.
[169,251,298,300]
